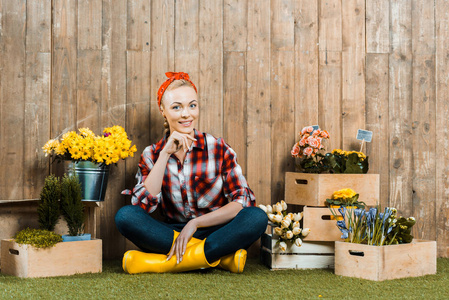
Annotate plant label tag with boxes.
[356,129,373,142]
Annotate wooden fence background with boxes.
[1,0,448,258]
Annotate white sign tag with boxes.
[356,129,373,142]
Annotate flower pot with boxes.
[260,230,334,270]
[67,161,110,202]
[1,239,102,278]
[285,172,379,206]
[334,240,437,281]
[62,233,91,242]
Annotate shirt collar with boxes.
[153,129,205,154]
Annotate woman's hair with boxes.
[161,79,196,136]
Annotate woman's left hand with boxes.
[167,219,198,264]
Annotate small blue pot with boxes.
[62,233,91,242]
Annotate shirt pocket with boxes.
[194,175,224,209]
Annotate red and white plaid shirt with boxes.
[122,130,256,222]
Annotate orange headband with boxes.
[157,72,197,110]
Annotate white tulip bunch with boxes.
[259,201,311,252]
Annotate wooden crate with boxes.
[335,240,437,281]
[1,239,102,278]
[285,172,380,206]
[302,206,342,241]
[260,233,334,269]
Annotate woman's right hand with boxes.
[162,131,197,155]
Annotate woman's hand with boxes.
[162,131,196,155]
[167,219,198,264]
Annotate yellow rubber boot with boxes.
[123,239,219,274]
[218,249,247,273]
[122,231,202,273]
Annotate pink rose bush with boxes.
[291,126,330,173]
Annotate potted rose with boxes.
[286,125,379,207]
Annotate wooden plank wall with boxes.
[1,0,448,258]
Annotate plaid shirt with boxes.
[123,130,256,222]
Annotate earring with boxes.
[163,118,169,129]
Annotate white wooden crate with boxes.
[260,233,334,270]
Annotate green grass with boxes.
[1,258,449,299]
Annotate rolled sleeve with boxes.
[123,147,162,213]
[221,142,256,207]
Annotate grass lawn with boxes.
[1,258,448,299]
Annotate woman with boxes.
[116,72,268,274]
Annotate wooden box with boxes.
[285,172,380,206]
[335,240,437,281]
[260,233,334,269]
[1,239,102,278]
[302,206,342,241]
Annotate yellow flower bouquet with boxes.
[42,126,137,165]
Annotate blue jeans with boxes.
[115,205,268,262]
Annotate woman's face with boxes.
[161,86,199,136]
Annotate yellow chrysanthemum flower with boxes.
[78,127,96,138]
[332,188,357,200]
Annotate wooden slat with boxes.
[342,0,365,151]
[411,54,436,240]
[51,0,77,149]
[411,1,436,240]
[199,0,223,136]
[26,0,51,52]
[23,0,51,199]
[99,0,128,258]
[294,0,319,132]
[247,0,271,206]
[127,0,151,51]
[78,0,102,50]
[271,0,294,51]
[149,0,175,142]
[223,52,247,176]
[436,0,449,258]
[365,53,389,208]
[174,0,199,79]
[76,50,102,130]
[223,0,247,51]
[412,0,435,55]
[366,0,390,54]
[389,0,413,217]
[271,51,295,203]
[271,0,295,203]
[125,51,151,193]
[24,53,51,199]
[319,0,342,52]
[0,0,26,200]
[318,51,342,152]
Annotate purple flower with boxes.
[104,132,111,137]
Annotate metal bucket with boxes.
[67,161,110,202]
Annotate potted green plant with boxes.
[60,173,90,242]
[37,174,61,231]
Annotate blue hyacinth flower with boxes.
[338,206,346,219]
